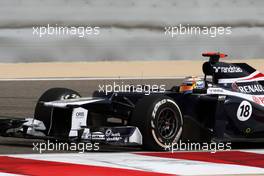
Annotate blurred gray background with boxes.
[0,0,264,62]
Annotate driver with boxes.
[179,76,205,94]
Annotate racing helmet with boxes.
[179,76,205,94]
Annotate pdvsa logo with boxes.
[252,96,264,105]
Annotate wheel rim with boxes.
[156,107,178,139]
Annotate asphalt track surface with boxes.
[0,78,181,154]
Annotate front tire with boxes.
[131,95,183,150]
[34,88,81,135]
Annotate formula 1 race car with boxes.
[0,52,263,150]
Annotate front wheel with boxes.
[34,88,81,135]
[131,95,183,151]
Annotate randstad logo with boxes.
[213,66,243,73]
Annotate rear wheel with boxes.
[34,88,81,135]
[131,95,183,150]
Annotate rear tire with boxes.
[34,88,81,135]
[131,95,183,151]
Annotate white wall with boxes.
[0,0,264,62]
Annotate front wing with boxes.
[0,118,142,146]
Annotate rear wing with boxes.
[201,52,263,84]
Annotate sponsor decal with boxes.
[252,96,264,105]
[231,82,239,91]
[218,95,226,100]
[81,128,91,140]
[207,88,224,94]
[72,108,88,120]
[105,129,122,141]
[238,84,264,94]
[213,66,243,73]
[152,99,167,120]
[91,132,105,140]
[105,129,112,137]
[76,112,85,117]
[70,108,88,137]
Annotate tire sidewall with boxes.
[149,98,183,149]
